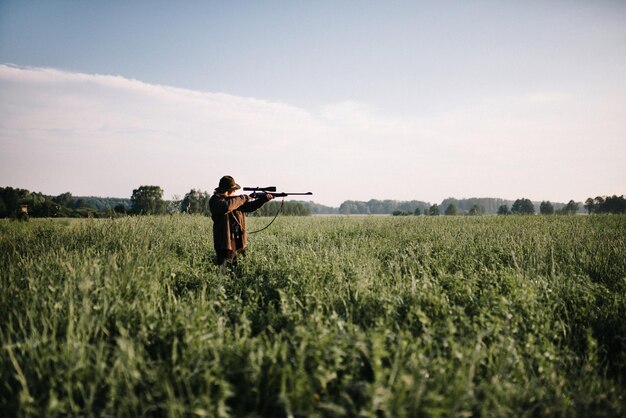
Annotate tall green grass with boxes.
[1,215,625,417]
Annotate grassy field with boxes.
[1,215,625,417]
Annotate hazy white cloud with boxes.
[526,92,566,104]
[0,64,330,199]
[1,64,624,206]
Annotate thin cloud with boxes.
[0,64,624,205]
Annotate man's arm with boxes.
[209,195,250,216]
[240,193,274,213]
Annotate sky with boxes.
[0,0,624,207]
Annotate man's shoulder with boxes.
[208,193,224,208]
[209,194,249,205]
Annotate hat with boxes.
[215,175,241,193]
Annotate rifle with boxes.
[242,187,313,233]
[243,186,313,199]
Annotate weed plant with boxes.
[1,215,625,417]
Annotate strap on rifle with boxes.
[249,197,285,234]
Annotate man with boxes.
[209,175,273,265]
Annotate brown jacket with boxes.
[209,193,266,251]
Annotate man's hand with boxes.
[250,192,274,201]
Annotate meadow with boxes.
[1,215,625,417]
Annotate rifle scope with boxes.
[243,186,277,192]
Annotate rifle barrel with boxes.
[251,192,312,198]
[272,192,313,197]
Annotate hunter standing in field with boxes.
[209,175,273,265]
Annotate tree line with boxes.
[0,186,311,219]
[2,185,624,219]
[339,199,431,215]
[341,197,597,216]
[391,196,625,216]
[584,196,626,214]
[494,199,582,215]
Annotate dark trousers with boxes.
[215,248,246,266]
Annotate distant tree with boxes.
[429,204,440,216]
[540,201,554,215]
[568,200,580,214]
[511,198,535,215]
[181,189,210,215]
[414,207,421,216]
[444,203,458,216]
[0,195,6,218]
[301,201,337,215]
[339,201,354,215]
[166,198,182,215]
[584,198,596,214]
[611,195,626,213]
[392,210,409,216]
[131,185,165,215]
[254,201,311,216]
[468,204,483,216]
[114,204,127,214]
[593,196,605,212]
[597,195,626,214]
[397,201,429,214]
[104,206,116,218]
[37,200,61,217]
[339,201,368,215]
[558,200,579,215]
[72,198,96,210]
[286,202,311,216]
[53,192,73,207]
[441,198,459,213]
[497,204,510,215]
